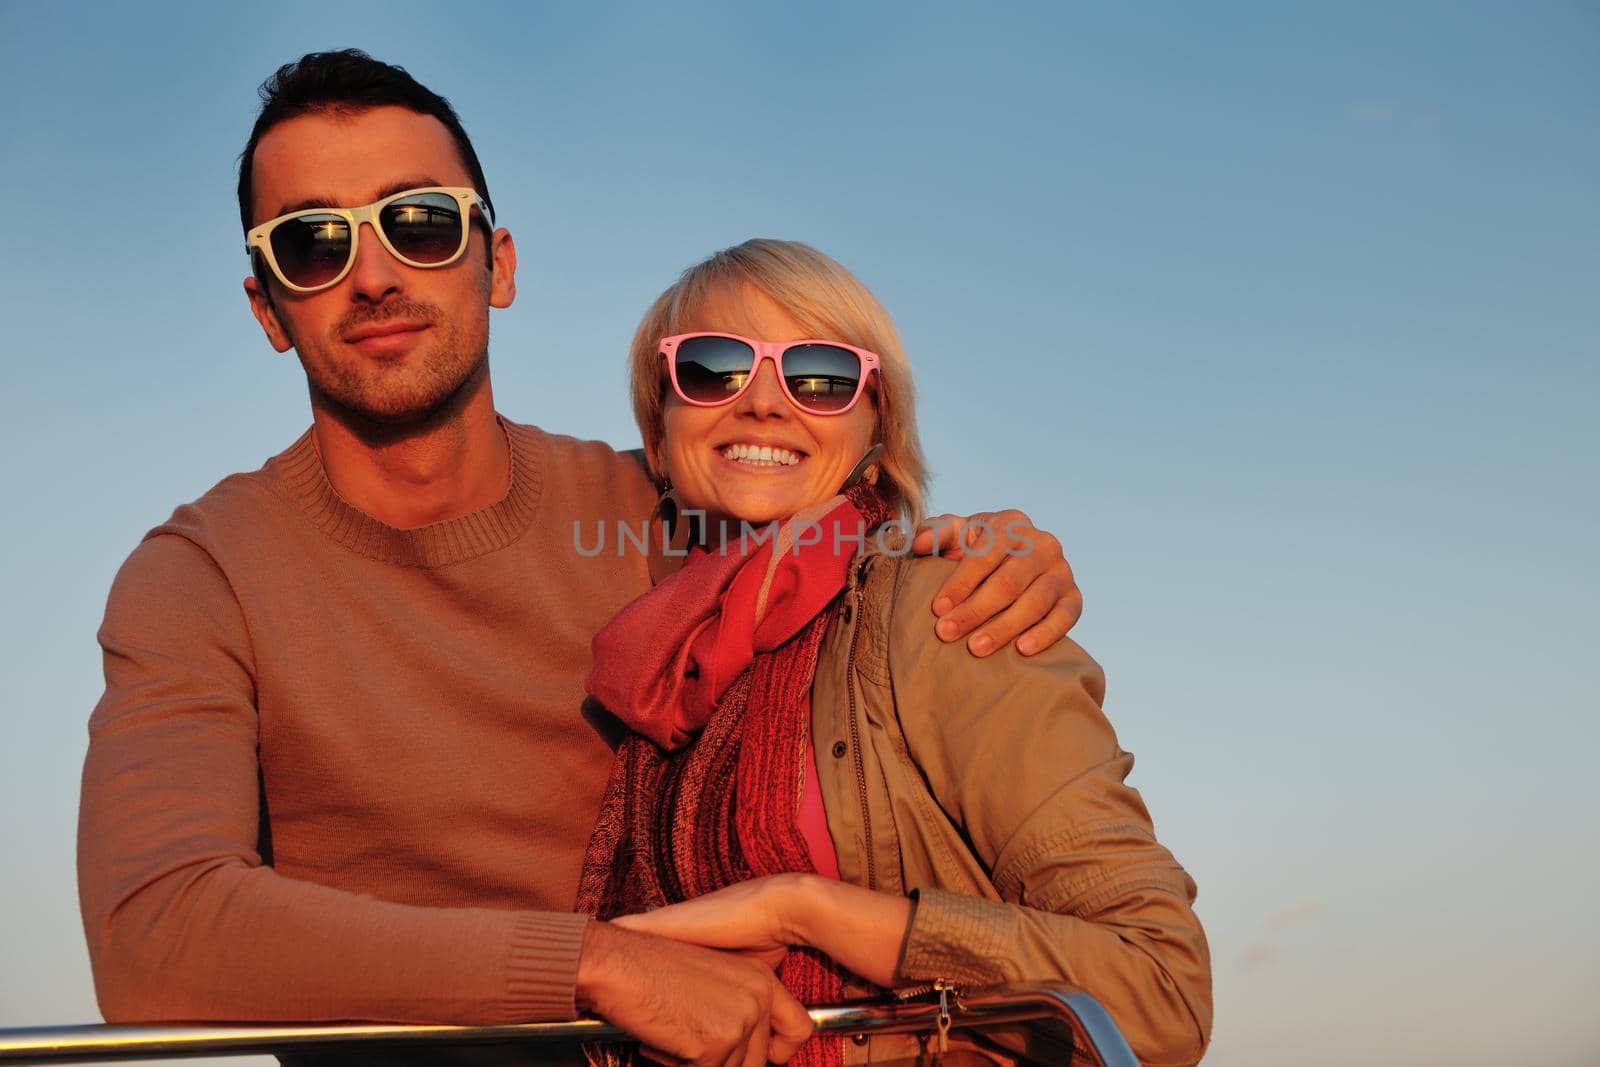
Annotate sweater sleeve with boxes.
[77,533,588,1024]
[883,560,1213,1067]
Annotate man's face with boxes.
[244,105,515,426]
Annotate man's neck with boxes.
[310,369,512,529]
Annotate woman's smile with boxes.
[716,441,805,468]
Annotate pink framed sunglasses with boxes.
[659,332,881,416]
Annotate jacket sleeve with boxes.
[78,533,588,1024]
[884,560,1212,1067]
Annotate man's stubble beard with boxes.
[291,298,491,437]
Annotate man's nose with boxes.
[346,220,404,302]
[735,360,791,418]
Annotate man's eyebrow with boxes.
[273,178,447,218]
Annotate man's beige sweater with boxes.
[78,420,658,1024]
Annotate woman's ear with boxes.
[865,377,883,430]
[648,438,670,487]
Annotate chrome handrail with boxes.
[0,982,1137,1065]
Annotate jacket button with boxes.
[851,1033,868,1046]
[832,740,848,758]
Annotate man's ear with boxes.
[244,273,294,353]
[489,228,517,309]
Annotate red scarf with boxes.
[578,483,892,1067]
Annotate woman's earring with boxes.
[840,443,884,491]
[655,477,680,531]
[645,477,694,583]
[653,476,698,557]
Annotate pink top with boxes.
[798,742,841,880]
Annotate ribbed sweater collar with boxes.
[267,419,544,568]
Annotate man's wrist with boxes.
[574,918,619,1012]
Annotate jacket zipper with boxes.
[893,979,957,1000]
[845,579,877,892]
[894,981,959,1063]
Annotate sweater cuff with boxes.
[501,912,590,1022]
[896,888,1015,987]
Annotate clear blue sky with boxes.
[1,2,1595,1064]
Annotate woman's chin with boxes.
[709,506,790,533]
[694,498,804,539]
[697,486,817,531]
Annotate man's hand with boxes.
[576,920,814,1067]
[911,509,1082,657]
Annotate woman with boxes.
[578,240,1212,1067]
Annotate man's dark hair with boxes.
[237,49,493,232]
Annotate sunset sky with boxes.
[1,3,1595,1064]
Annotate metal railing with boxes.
[0,983,1136,1066]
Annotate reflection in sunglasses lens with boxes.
[381,194,464,264]
[782,344,862,412]
[271,214,351,289]
[674,336,757,403]
[674,337,864,412]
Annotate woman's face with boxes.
[660,284,878,539]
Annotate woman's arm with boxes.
[882,557,1212,1067]
[612,873,910,987]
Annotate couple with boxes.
[77,50,1210,1067]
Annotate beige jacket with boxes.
[810,553,1212,1067]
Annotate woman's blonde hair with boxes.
[628,239,928,522]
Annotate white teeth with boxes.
[722,443,801,467]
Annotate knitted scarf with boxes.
[578,483,893,1067]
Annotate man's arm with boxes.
[79,533,586,1023]
[80,533,810,1064]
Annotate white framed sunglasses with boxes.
[245,186,494,294]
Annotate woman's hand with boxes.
[614,874,913,988]
[612,874,809,969]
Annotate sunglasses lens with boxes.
[380,193,466,265]
[269,213,352,290]
[781,344,864,413]
[673,335,758,403]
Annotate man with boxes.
[77,51,1083,1067]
